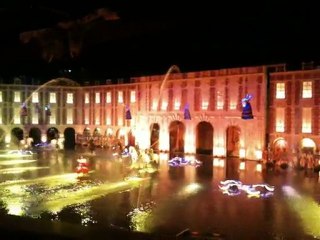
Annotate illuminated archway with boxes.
[226,126,240,157]
[299,138,316,169]
[47,127,59,143]
[150,123,160,153]
[169,121,185,158]
[196,121,213,155]
[272,138,288,163]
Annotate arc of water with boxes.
[149,65,180,150]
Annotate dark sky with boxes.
[0,1,319,82]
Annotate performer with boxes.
[241,94,254,119]
[76,156,89,176]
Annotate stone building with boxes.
[0,63,319,164]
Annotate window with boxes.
[14,107,21,124]
[49,92,56,103]
[302,81,312,98]
[66,108,73,124]
[32,111,39,124]
[106,92,111,103]
[276,83,285,99]
[0,91,2,102]
[302,108,312,133]
[84,108,89,124]
[14,91,21,102]
[32,92,39,103]
[49,112,56,124]
[85,92,90,104]
[66,93,73,104]
[276,108,285,132]
[0,108,2,124]
[118,91,123,103]
[202,101,209,110]
[130,90,136,103]
[95,92,100,104]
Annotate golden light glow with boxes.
[161,101,168,110]
[174,100,180,110]
[0,159,36,165]
[40,134,47,143]
[255,150,262,159]
[256,163,262,172]
[213,158,220,167]
[219,159,225,167]
[301,138,316,148]
[240,149,246,159]
[239,161,246,170]
[283,186,320,238]
[5,135,11,144]
[201,101,208,110]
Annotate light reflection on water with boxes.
[0,150,320,239]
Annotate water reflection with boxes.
[0,149,319,239]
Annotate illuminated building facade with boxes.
[0,63,319,164]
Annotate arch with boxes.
[11,127,24,148]
[169,121,185,158]
[64,128,76,150]
[83,127,91,137]
[47,127,59,143]
[0,128,6,149]
[272,137,289,164]
[29,127,41,146]
[299,138,316,169]
[93,127,101,136]
[196,121,213,155]
[150,123,160,153]
[226,126,240,157]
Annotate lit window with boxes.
[276,108,285,132]
[95,110,100,125]
[84,108,89,124]
[118,91,123,103]
[174,100,180,110]
[66,108,73,124]
[14,107,21,124]
[118,117,123,126]
[49,112,56,124]
[0,91,2,102]
[32,112,39,124]
[49,92,56,103]
[130,90,136,103]
[302,81,312,98]
[201,101,208,110]
[152,101,158,111]
[276,83,285,99]
[229,102,237,110]
[302,108,312,133]
[161,101,168,110]
[106,92,111,103]
[85,92,90,104]
[216,101,224,110]
[95,92,100,104]
[32,92,39,103]
[14,91,21,103]
[66,93,73,104]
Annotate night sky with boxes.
[0,1,319,83]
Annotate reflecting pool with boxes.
[0,148,319,239]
